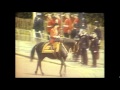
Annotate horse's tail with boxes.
[30,44,37,62]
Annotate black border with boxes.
[2,0,119,84]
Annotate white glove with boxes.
[94,51,97,53]
[53,36,60,38]
[57,36,60,38]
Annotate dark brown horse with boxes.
[30,38,77,77]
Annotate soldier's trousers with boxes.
[35,31,43,38]
[97,49,99,59]
[81,48,88,65]
[91,51,98,66]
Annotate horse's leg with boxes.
[59,60,64,77]
[35,49,44,75]
[39,60,44,75]
[59,44,68,77]
[62,57,66,76]
[35,60,40,74]
[59,57,66,77]
[39,55,45,76]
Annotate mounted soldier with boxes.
[49,23,60,50]
[30,24,78,77]
[49,23,68,57]
[46,13,55,35]
[54,13,61,34]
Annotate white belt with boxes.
[47,26,52,27]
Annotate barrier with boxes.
[15,29,49,41]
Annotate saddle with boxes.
[42,42,60,53]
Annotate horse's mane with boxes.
[63,38,76,44]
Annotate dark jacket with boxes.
[33,16,44,32]
[79,34,89,49]
[80,19,87,29]
[90,37,99,51]
[71,29,79,39]
[94,28,102,40]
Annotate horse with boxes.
[30,38,77,77]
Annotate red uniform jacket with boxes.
[47,18,55,33]
[73,17,79,29]
[71,17,75,24]
[63,18,73,33]
[73,17,79,24]
[50,28,59,44]
[55,18,61,32]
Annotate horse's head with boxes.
[62,38,78,53]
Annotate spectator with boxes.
[89,32,99,67]
[78,30,89,65]
[80,18,87,29]
[33,13,44,38]
[93,21,102,59]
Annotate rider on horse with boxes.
[49,23,68,55]
[49,23,61,51]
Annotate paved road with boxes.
[15,40,104,66]
[15,55,104,78]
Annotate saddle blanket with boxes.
[42,42,60,53]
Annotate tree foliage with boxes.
[84,13,104,26]
[15,12,104,26]
[16,12,32,18]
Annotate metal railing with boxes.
[15,28,49,42]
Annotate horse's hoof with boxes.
[30,59,32,62]
[41,73,44,76]
[60,74,62,77]
[35,71,37,74]
[63,73,66,77]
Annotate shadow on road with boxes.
[25,73,60,78]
